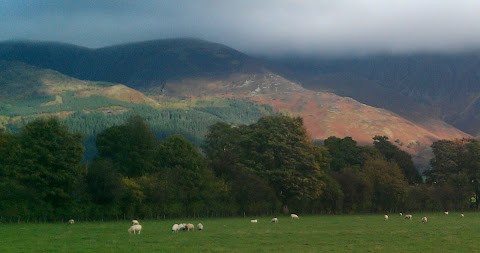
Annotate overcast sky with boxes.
[1,0,480,55]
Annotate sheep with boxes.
[384,214,389,221]
[178,223,186,231]
[68,219,75,225]
[461,213,465,218]
[128,224,142,234]
[444,211,449,215]
[421,216,428,223]
[291,213,299,219]
[250,219,258,223]
[185,223,195,231]
[271,217,278,223]
[172,224,180,233]
[399,212,403,217]
[405,214,413,220]
[197,223,204,231]
[132,219,140,225]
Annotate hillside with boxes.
[268,54,480,137]
[161,72,471,165]
[0,39,474,165]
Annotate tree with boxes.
[96,115,158,177]
[158,134,228,217]
[205,115,328,211]
[373,136,422,184]
[362,158,408,212]
[86,158,124,206]
[16,118,85,218]
[324,136,363,171]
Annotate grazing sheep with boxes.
[178,223,186,231]
[197,223,204,231]
[128,224,142,234]
[250,219,258,223]
[185,223,195,231]
[271,217,278,223]
[291,214,299,219]
[461,213,465,218]
[384,214,389,221]
[405,214,413,220]
[421,216,428,223]
[132,219,140,225]
[172,224,180,233]
[399,212,403,217]
[444,211,449,215]
[68,219,75,225]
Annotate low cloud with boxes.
[1,0,479,55]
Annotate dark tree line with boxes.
[0,115,479,222]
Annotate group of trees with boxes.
[0,114,479,222]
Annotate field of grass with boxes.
[0,212,478,253]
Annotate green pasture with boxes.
[0,213,478,253]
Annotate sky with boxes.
[1,0,480,55]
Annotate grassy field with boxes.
[0,212,478,253]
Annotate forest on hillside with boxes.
[0,115,479,222]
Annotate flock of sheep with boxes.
[383,211,465,224]
[171,222,203,232]
[251,213,299,224]
[65,211,465,235]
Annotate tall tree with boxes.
[158,134,228,217]
[324,136,363,171]
[204,115,329,212]
[362,158,408,212]
[96,115,158,177]
[16,118,85,217]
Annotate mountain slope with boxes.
[0,39,474,165]
[161,72,471,165]
[268,54,480,136]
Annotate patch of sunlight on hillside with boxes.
[41,95,63,106]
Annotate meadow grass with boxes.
[0,212,478,253]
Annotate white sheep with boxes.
[250,219,258,223]
[68,219,75,225]
[197,223,204,231]
[132,219,140,225]
[399,212,403,217]
[185,223,195,231]
[178,223,186,231]
[421,216,428,223]
[384,214,389,221]
[172,224,180,233]
[444,211,449,215]
[461,213,465,218]
[271,217,278,223]
[405,214,413,220]
[291,213,299,219]
[128,224,142,234]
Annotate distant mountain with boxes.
[0,39,263,90]
[0,39,473,166]
[267,54,480,137]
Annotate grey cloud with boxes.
[1,0,479,55]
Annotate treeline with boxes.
[0,115,478,222]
